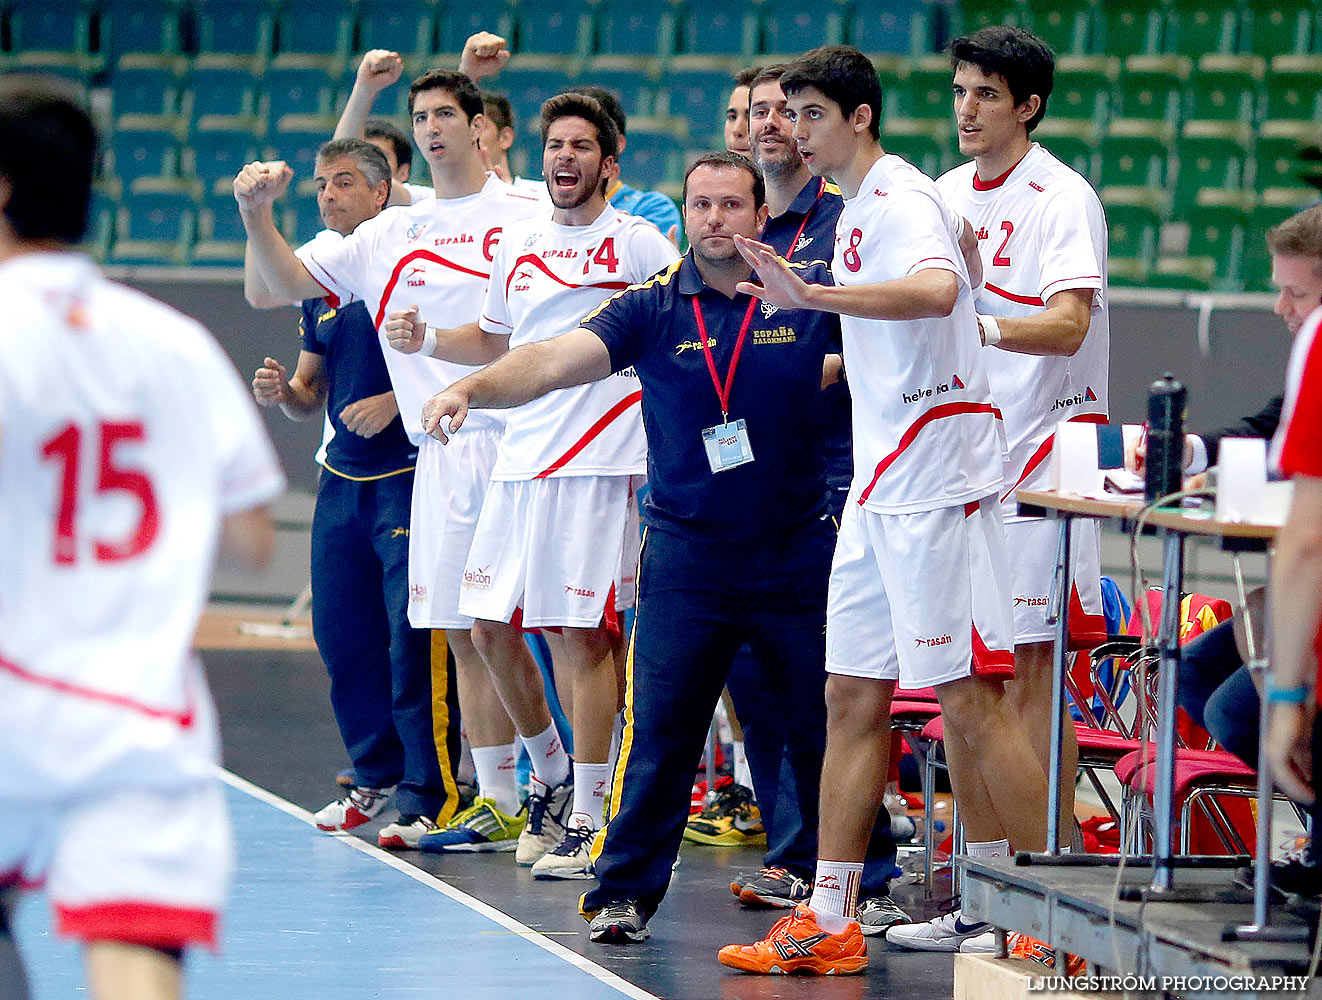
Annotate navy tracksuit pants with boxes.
[310,469,460,822]
[585,519,833,919]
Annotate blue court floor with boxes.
[15,771,655,1000]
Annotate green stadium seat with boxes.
[1256,136,1316,192]
[111,191,195,266]
[1097,5,1163,59]
[594,2,676,58]
[1243,0,1313,59]
[1048,70,1111,131]
[1163,1,1239,57]
[1038,134,1096,184]
[188,128,261,197]
[356,0,436,63]
[515,0,593,58]
[8,0,97,71]
[263,66,335,122]
[889,66,956,129]
[1174,135,1249,211]
[883,132,946,178]
[1098,134,1170,203]
[849,1,929,56]
[1150,256,1216,289]
[1106,203,1161,286]
[1183,204,1249,286]
[678,0,757,58]
[664,68,734,142]
[957,0,1025,36]
[193,0,273,65]
[761,0,844,55]
[1024,0,1094,56]
[436,1,512,57]
[100,0,183,67]
[187,68,260,131]
[272,0,352,63]
[1261,69,1322,132]
[1241,202,1312,290]
[1112,70,1183,137]
[1182,69,1258,139]
[110,127,180,190]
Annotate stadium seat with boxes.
[266,126,329,181]
[1242,203,1308,290]
[87,191,116,263]
[355,0,436,62]
[108,66,182,122]
[622,129,682,190]
[760,0,844,56]
[99,0,183,67]
[187,67,260,130]
[1098,134,1169,207]
[193,0,274,65]
[889,66,956,129]
[272,0,353,63]
[8,0,97,71]
[1150,256,1217,290]
[264,66,335,122]
[1038,133,1095,184]
[1024,0,1094,57]
[188,128,261,196]
[109,127,180,191]
[677,0,757,58]
[192,193,251,265]
[1242,0,1313,59]
[1096,5,1163,59]
[1261,70,1322,134]
[956,0,1025,36]
[1105,203,1160,286]
[436,1,512,57]
[280,195,325,247]
[594,1,676,58]
[1112,70,1183,138]
[660,68,731,142]
[1174,135,1249,211]
[498,67,574,138]
[515,0,593,58]
[1049,69,1111,132]
[848,0,929,56]
[580,65,655,119]
[1255,136,1316,193]
[111,191,194,266]
[883,132,946,178]
[1163,1,1240,57]
[1182,204,1249,285]
[1182,70,1258,139]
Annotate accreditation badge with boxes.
[702,418,754,473]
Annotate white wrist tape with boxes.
[419,327,438,358]
[977,313,1001,347]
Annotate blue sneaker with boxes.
[417,797,526,853]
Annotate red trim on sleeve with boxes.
[504,254,631,297]
[971,623,1015,680]
[985,282,1045,307]
[534,391,642,478]
[1000,412,1109,503]
[858,401,1002,504]
[56,900,219,951]
[0,652,195,728]
[371,250,492,330]
[1281,316,1322,479]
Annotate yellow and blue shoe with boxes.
[417,797,525,853]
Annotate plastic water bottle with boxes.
[1144,372,1186,504]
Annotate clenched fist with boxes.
[355,49,404,93]
[385,304,426,354]
[252,356,291,406]
[233,160,294,211]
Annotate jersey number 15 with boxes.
[40,420,160,566]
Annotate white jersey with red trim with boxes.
[481,206,679,479]
[835,154,1005,514]
[297,175,547,444]
[937,144,1110,518]
[0,253,285,789]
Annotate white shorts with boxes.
[0,779,232,950]
[1004,517,1106,648]
[408,427,502,629]
[826,494,1015,687]
[457,475,641,629]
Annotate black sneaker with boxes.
[1236,846,1322,901]
[735,867,812,909]
[589,900,650,943]
[857,893,911,936]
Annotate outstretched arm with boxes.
[335,49,404,142]
[234,161,328,303]
[422,328,612,442]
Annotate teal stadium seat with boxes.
[187,67,260,130]
[263,66,335,122]
[8,0,96,71]
[1163,1,1240,57]
[188,129,261,196]
[1174,135,1249,210]
[272,0,353,62]
[594,1,676,57]
[267,126,328,180]
[110,128,179,190]
[193,0,273,63]
[498,66,574,137]
[108,66,181,120]
[848,1,929,56]
[515,0,592,58]
[112,191,194,266]
[87,191,115,263]
[1243,0,1313,58]
[760,0,844,56]
[280,196,325,247]
[678,0,757,58]
[582,67,654,118]
[1024,0,1094,57]
[356,0,436,63]
[622,130,682,190]
[664,69,733,143]
[1096,5,1163,59]
[436,1,512,57]
[99,0,182,66]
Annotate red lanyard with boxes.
[783,177,826,261]
[691,294,758,421]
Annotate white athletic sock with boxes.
[521,722,570,788]
[470,743,520,817]
[572,761,612,830]
[807,860,863,932]
[732,740,754,796]
[965,838,1010,858]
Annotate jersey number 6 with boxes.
[41,420,160,566]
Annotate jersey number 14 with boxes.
[40,420,160,566]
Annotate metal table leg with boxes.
[1151,528,1185,893]
[1045,515,1073,856]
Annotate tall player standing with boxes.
[0,78,283,1000]
[388,93,679,876]
[886,27,1110,955]
[235,70,563,853]
[719,46,1049,975]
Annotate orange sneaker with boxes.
[1007,933,1085,976]
[718,905,868,975]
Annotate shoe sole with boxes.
[315,819,372,832]
[417,840,519,854]
[532,867,596,880]
[882,934,968,952]
[738,888,801,909]
[718,951,867,975]
[683,828,767,847]
[590,925,650,943]
[860,921,907,938]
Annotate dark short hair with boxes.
[0,76,96,243]
[780,46,882,141]
[681,151,765,209]
[749,63,790,94]
[408,69,483,121]
[950,26,1055,132]
[316,138,393,194]
[570,85,626,138]
[733,65,762,88]
[481,91,514,132]
[364,118,411,171]
[540,92,619,161]
[1267,205,1322,273]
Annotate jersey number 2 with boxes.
[993,221,1014,267]
[41,421,160,566]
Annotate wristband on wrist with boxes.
[976,313,1001,347]
[419,327,438,358]
[1267,683,1312,705]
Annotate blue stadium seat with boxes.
[263,66,335,122]
[515,0,592,58]
[87,191,116,263]
[760,1,843,55]
[99,0,182,65]
[664,68,732,143]
[436,0,512,56]
[579,66,654,119]
[849,0,929,56]
[273,0,353,61]
[267,126,329,180]
[108,66,181,119]
[355,0,436,62]
[281,196,326,247]
[112,191,194,266]
[498,67,575,137]
[193,0,274,61]
[594,2,676,57]
[187,68,260,129]
[677,0,756,58]
[621,130,681,189]
[198,193,251,244]
[189,128,261,196]
[110,128,179,189]
[8,0,96,70]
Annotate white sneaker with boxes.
[531,823,597,880]
[957,929,997,954]
[516,776,573,866]
[378,814,437,850]
[884,909,990,952]
[313,786,393,831]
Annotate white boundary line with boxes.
[216,769,659,1000]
